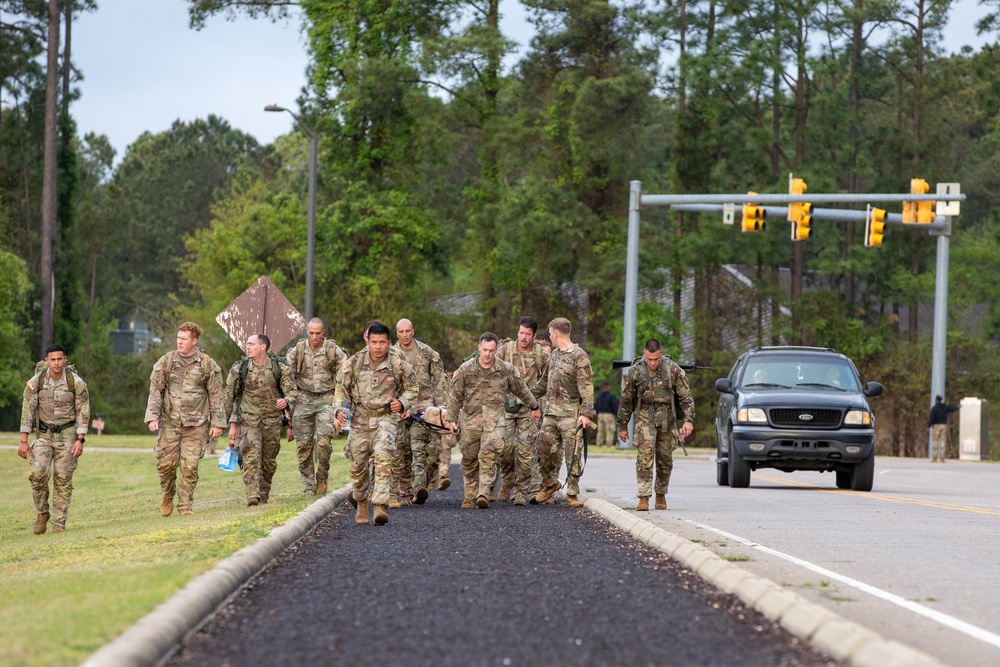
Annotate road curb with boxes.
[80,486,351,667]
[584,498,945,667]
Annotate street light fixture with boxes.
[265,103,318,322]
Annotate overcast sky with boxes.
[60,0,997,161]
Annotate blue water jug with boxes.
[218,445,239,472]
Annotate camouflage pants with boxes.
[409,421,432,491]
[634,418,677,497]
[348,418,397,507]
[238,415,282,502]
[390,419,413,498]
[537,415,583,497]
[438,431,455,479]
[499,412,539,497]
[425,428,444,485]
[460,428,503,501]
[28,429,79,528]
[156,422,208,512]
[292,400,336,493]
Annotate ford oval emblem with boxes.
[799,413,814,421]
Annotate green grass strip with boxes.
[0,435,349,667]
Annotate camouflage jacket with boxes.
[447,357,538,433]
[392,339,445,409]
[224,357,297,423]
[532,344,596,419]
[497,339,550,415]
[285,338,348,398]
[333,350,419,428]
[20,369,90,436]
[617,357,695,432]
[144,349,226,429]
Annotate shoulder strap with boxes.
[295,339,307,376]
[270,356,284,397]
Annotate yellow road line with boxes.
[753,473,1000,515]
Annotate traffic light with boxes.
[742,192,766,232]
[903,178,936,224]
[865,205,887,247]
[787,176,812,241]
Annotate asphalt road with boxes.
[165,465,835,667]
[585,453,1000,667]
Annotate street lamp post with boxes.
[265,104,317,322]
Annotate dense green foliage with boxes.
[2,1,1000,449]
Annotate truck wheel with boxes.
[850,453,875,492]
[835,470,851,489]
[717,429,729,486]
[728,431,751,488]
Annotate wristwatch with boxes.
[76,436,85,444]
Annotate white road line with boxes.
[681,517,1000,651]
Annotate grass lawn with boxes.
[0,436,350,667]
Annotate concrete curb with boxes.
[584,498,946,667]
[80,486,351,667]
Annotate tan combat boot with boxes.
[461,498,474,509]
[179,508,193,516]
[389,495,402,509]
[438,476,451,491]
[513,493,527,506]
[356,499,370,525]
[566,495,583,508]
[655,494,667,510]
[33,511,50,535]
[52,524,65,533]
[159,495,174,517]
[476,495,490,509]
[530,483,559,505]
[373,504,389,525]
[316,480,328,495]
[414,488,429,505]
[636,496,649,511]
[498,483,513,503]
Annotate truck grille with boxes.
[769,408,842,428]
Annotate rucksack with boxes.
[233,355,284,415]
[33,359,77,394]
[630,355,681,423]
[294,338,341,376]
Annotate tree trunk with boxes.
[63,1,73,108]
[41,0,61,351]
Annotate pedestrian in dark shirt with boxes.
[928,395,959,462]
[595,383,619,448]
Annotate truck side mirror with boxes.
[715,378,732,393]
[864,382,883,397]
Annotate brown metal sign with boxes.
[216,276,306,352]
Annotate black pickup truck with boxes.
[714,346,883,492]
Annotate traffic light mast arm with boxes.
[671,203,946,229]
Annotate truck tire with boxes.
[850,453,875,492]
[728,431,751,488]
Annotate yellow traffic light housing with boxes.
[865,205,887,247]
[742,192,766,232]
[788,175,812,241]
[903,178,936,224]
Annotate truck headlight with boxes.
[844,410,871,426]
[737,408,768,423]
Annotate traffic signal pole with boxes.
[624,181,965,460]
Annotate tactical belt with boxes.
[39,420,76,434]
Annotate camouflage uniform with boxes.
[425,372,453,487]
[532,345,595,498]
[617,357,695,498]
[496,340,550,503]
[447,357,538,503]
[145,350,226,512]
[334,350,418,508]
[286,338,348,494]
[224,358,297,503]
[390,340,444,500]
[20,369,90,530]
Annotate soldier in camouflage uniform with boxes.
[495,317,550,506]
[224,334,298,506]
[334,322,418,526]
[447,332,540,509]
[426,371,454,490]
[18,345,90,534]
[285,318,348,496]
[530,318,595,508]
[390,319,445,507]
[617,338,695,511]
[145,322,226,517]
